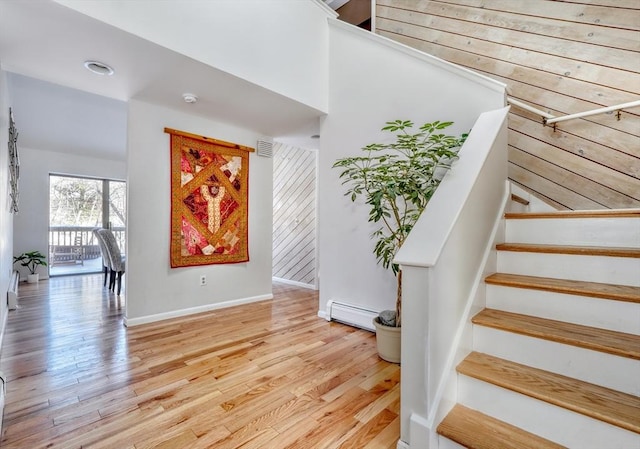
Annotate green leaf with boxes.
[332,117,465,284]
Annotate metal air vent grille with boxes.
[257,140,273,158]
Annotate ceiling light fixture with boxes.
[84,60,114,76]
[182,93,198,104]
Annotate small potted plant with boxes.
[14,250,48,283]
[333,119,467,363]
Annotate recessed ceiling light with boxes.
[182,93,198,104]
[84,60,114,76]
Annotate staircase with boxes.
[437,210,640,448]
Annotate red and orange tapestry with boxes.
[166,128,253,268]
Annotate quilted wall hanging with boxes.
[165,128,254,268]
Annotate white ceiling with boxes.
[0,0,326,159]
[6,73,128,160]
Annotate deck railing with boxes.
[49,226,125,265]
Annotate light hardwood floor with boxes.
[0,275,400,448]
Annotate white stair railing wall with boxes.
[394,106,510,449]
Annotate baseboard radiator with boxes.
[8,270,19,310]
[327,300,377,332]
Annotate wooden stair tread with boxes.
[496,242,640,258]
[510,193,530,206]
[437,404,566,449]
[505,209,640,219]
[472,309,640,359]
[485,273,640,303]
[458,352,640,434]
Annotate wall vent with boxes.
[256,139,273,158]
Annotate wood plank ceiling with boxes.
[375,0,640,210]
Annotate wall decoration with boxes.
[8,108,19,213]
[165,128,253,268]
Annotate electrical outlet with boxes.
[200,275,207,286]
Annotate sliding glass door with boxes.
[106,180,127,257]
[49,175,126,276]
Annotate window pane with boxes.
[108,180,126,228]
[49,176,102,227]
[49,175,104,276]
[108,180,126,254]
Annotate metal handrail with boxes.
[507,98,554,120]
[507,97,640,129]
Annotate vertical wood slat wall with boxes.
[272,143,317,287]
[375,0,640,210]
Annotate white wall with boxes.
[125,100,273,325]
[0,67,13,343]
[12,148,126,279]
[54,0,334,113]
[508,182,559,213]
[318,20,506,317]
[395,108,510,446]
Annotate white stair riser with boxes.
[505,217,640,248]
[496,252,640,287]
[473,326,640,396]
[486,285,640,335]
[458,375,639,449]
[437,436,466,449]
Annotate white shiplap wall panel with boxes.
[272,143,317,287]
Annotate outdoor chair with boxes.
[50,234,84,266]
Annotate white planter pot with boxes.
[373,317,401,364]
[26,273,39,284]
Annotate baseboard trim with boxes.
[0,307,8,358]
[409,413,431,449]
[8,271,19,310]
[272,277,317,290]
[0,369,5,438]
[123,293,274,327]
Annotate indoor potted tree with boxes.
[333,119,467,363]
[14,250,48,283]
